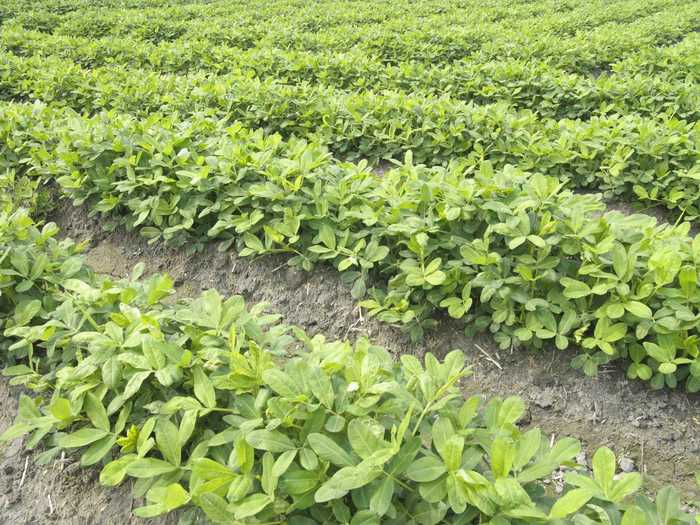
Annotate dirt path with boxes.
[1,200,698,523]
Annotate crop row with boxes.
[1,103,699,391]
[10,0,675,43]
[2,57,700,219]
[613,32,700,81]
[7,15,699,83]
[1,200,695,523]
[7,0,700,72]
[1,0,564,42]
[3,29,700,123]
[0,0,209,17]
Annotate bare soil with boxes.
[1,200,698,524]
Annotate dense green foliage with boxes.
[1,56,700,218]
[1,103,700,390]
[0,205,697,524]
[2,26,700,122]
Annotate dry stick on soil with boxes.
[271,262,287,273]
[343,314,362,339]
[18,456,28,488]
[474,343,503,370]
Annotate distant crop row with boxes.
[4,0,699,71]
[3,28,699,123]
[2,57,700,218]
[1,103,699,391]
[7,0,675,43]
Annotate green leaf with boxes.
[388,436,422,476]
[314,464,380,502]
[233,493,272,519]
[431,418,453,460]
[193,366,216,409]
[319,223,336,250]
[425,270,446,286]
[609,473,642,502]
[246,429,296,453]
[307,368,334,408]
[406,456,447,482]
[643,342,673,363]
[497,396,525,427]
[621,507,647,525]
[280,467,319,495]
[624,301,652,319]
[262,368,301,398]
[659,362,677,375]
[656,486,682,522]
[612,244,628,279]
[123,371,151,401]
[348,418,386,459]
[324,415,345,433]
[0,422,34,442]
[198,493,234,524]
[308,433,356,467]
[272,449,297,478]
[601,320,628,342]
[100,455,136,486]
[81,434,117,467]
[155,418,182,466]
[14,299,41,325]
[162,483,190,511]
[490,438,514,478]
[548,489,593,518]
[513,428,540,471]
[261,452,276,495]
[351,510,381,525]
[369,477,394,516]
[58,428,110,448]
[125,458,178,478]
[297,448,318,473]
[50,398,73,421]
[102,357,122,390]
[561,278,591,299]
[441,436,464,472]
[592,447,616,495]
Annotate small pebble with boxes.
[284,267,306,289]
[619,457,635,472]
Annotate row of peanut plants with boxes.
[0,183,697,524]
[2,27,699,123]
[5,0,700,71]
[1,57,700,218]
[1,103,699,391]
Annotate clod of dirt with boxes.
[533,389,556,409]
[619,457,636,473]
[284,267,306,290]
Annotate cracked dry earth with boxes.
[0,201,698,524]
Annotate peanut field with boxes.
[0,0,699,523]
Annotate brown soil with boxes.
[1,200,699,523]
